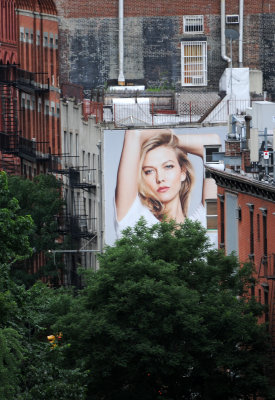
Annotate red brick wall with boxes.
[217,186,275,269]
[17,8,60,160]
[0,0,17,63]
[55,0,275,18]
[217,185,275,325]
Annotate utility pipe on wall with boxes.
[239,0,244,67]
[221,0,231,65]
[118,0,125,85]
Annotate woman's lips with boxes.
[157,186,169,193]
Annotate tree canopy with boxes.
[7,173,65,286]
[0,170,273,399]
[54,219,274,400]
[0,171,87,399]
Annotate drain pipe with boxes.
[221,0,231,65]
[239,0,244,67]
[118,0,125,85]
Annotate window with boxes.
[64,131,67,155]
[257,214,260,241]
[183,15,204,33]
[75,134,79,159]
[181,41,207,86]
[20,28,24,42]
[204,146,222,178]
[260,208,267,256]
[205,147,221,163]
[226,15,239,24]
[206,200,217,230]
[88,199,91,230]
[258,289,262,304]
[69,132,73,155]
[218,195,224,246]
[247,203,254,259]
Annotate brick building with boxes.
[208,105,275,374]
[0,0,62,281]
[0,0,61,177]
[54,0,275,97]
[209,166,275,377]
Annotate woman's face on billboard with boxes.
[142,145,186,204]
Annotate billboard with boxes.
[104,127,226,246]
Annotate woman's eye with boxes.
[165,164,174,169]
[144,169,154,175]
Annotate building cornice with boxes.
[207,167,275,202]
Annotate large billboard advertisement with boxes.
[104,127,226,246]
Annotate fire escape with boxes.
[0,64,50,174]
[62,167,97,241]
[51,160,99,285]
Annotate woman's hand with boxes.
[176,133,221,159]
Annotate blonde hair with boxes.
[138,133,194,219]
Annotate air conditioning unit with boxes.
[226,15,239,24]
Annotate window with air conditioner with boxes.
[181,41,207,86]
[183,15,204,33]
[226,15,239,24]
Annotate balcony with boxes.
[0,65,49,94]
[0,131,52,163]
[69,168,96,190]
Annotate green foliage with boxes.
[15,282,88,400]
[0,172,87,399]
[0,327,23,399]
[55,219,274,400]
[0,172,273,400]
[7,174,65,286]
[0,171,33,265]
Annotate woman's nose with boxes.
[156,171,164,183]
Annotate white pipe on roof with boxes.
[221,0,231,65]
[118,0,125,85]
[239,0,244,67]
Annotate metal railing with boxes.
[83,100,103,123]
[0,65,49,92]
[108,99,255,127]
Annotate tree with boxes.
[0,171,33,399]
[0,171,87,399]
[55,219,274,400]
[0,171,33,266]
[7,174,65,286]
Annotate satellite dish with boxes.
[225,29,239,40]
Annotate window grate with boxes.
[181,41,207,86]
[184,15,204,33]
